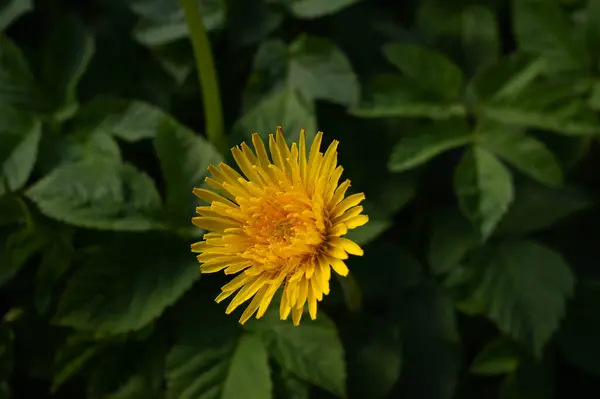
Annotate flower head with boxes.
[191,127,368,326]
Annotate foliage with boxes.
[1,0,600,398]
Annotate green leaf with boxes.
[428,207,477,276]
[590,81,600,111]
[500,356,554,399]
[584,0,600,53]
[234,85,316,144]
[130,0,225,46]
[513,0,590,72]
[104,377,164,399]
[474,240,575,356]
[34,229,74,314]
[415,0,461,46]
[220,334,272,399]
[495,181,591,236]
[382,43,464,100]
[345,173,417,245]
[351,74,467,119]
[26,160,162,231]
[480,126,563,186]
[274,370,309,399]
[54,233,199,334]
[0,226,47,286]
[242,39,288,112]
[461,6,499,72]
[38,130,121,172]
[87,332,167,398]
[470,337,520,375]
[388,119,473,173]
[481,82,599,136]
[2,308,22,323]
[0,35,41,112]
[52,335,105,393]
[283,0,361,19]
[166,333,272,399]
[227,0,283,48]
[151,40,194,85]
[70,96,175,142]
[248,310,346,398]
[468,53,547,103]
[558,281,600,375]
[0,110,41,196]
[38,16,95,120]
[443,263,486,317]
[154,117,222,229]
[397,282,460,399]
[288,35,359,106]
[454,146,514,240]
[0,0,32,31]
[349,322,402,399]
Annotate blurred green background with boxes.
[1,0,600,398]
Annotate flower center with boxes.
[240,192,325,266]
[268,218,295,243]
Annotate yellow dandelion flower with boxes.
[191,126,368,326]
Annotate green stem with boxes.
[178,0,229,154]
